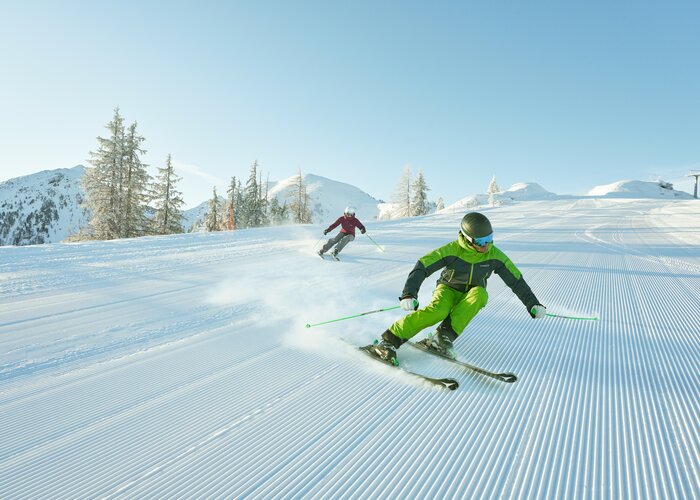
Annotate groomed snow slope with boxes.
[1,199,698,498]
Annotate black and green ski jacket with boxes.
[402,233,540,313]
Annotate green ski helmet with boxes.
[460,212,494,246]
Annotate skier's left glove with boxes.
[323,229,329,235]
[530,304,547,319]
[399,294,419,311]
[360,228,366,234]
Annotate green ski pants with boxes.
[389,284,488,340]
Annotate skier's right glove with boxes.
[399,294,419,311]
[323,229,329,235]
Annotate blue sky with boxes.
[1,0,698,207]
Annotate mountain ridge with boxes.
[0,166,694,246]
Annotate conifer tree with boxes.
[258,170,269,226]
[410,170,430,216]
[268,197,289,225]
[487,175,502,207]
[83,107,126,239]
[83,108,154,240]
[205,187,221,231]
[436,196,445,211]
[226,176,240,230]
[392,166,412,218]
[241,161,261,228]
[121,122,151,238]
[152,154,185,235]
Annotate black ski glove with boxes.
[323,229,329,235]
[360,228,366,234]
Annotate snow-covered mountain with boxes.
[0,166,88,246]
[441,182,559,213]
[181,197,225,232]
[499,181,559,201]
[267,173,381,224]
[0,168,382,243]
[181,174,381,231]
[587,179,694,199]
[441,180,693,214]
[2,167,695,246]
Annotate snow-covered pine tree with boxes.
[436,196,445,211]
[205,187,221,232]
[121,122,151,238]
[287,169,312,223]
[487,175,501,207]
[226,176,240,230]
[152,154,185,235]
[392,166,412,218]
[83,107,126,240]
[410,170,430,216]
[268,197,289,225]
[241,161,263,228]
[258,171,269,226]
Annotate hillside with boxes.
[1,198,698,498]
[0,166,88,245]
[0,167,695,246]
[588,179,694,199]
[267,173,381,224]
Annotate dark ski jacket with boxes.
[402,233,540,314]
[326,215,366,236]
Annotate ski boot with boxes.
[317,249,325,258]
[366,330,404,365]
[419,328,457,359]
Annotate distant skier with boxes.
[318,206,366,259]
[366,212,546,362]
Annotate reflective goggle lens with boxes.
[460,230,493,246]
[473,233,493,246]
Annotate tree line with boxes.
[81,110,501,241]
[80,108,315,240]
[203,165,313,232]
[390,166,432,218]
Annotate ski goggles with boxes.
[462,231,493,247]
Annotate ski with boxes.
[317,252,339,261]
[408,340,518,383]
[358,345,459,390]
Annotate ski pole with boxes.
[365,233,385,253]
[546,313,599,321]
[305,305,401,328]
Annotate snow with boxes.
[177,173,382,232]
[587,179,694,199]
[441,182,559,213]
[1,198,699,498]
[500,181,558,200]
[267,173,381,223]
[0,166,88,245]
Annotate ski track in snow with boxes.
[0,199,698,498]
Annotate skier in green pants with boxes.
[366,212,547,363]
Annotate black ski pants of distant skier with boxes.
[321,232,355,256]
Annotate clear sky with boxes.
[1,0,699,207]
